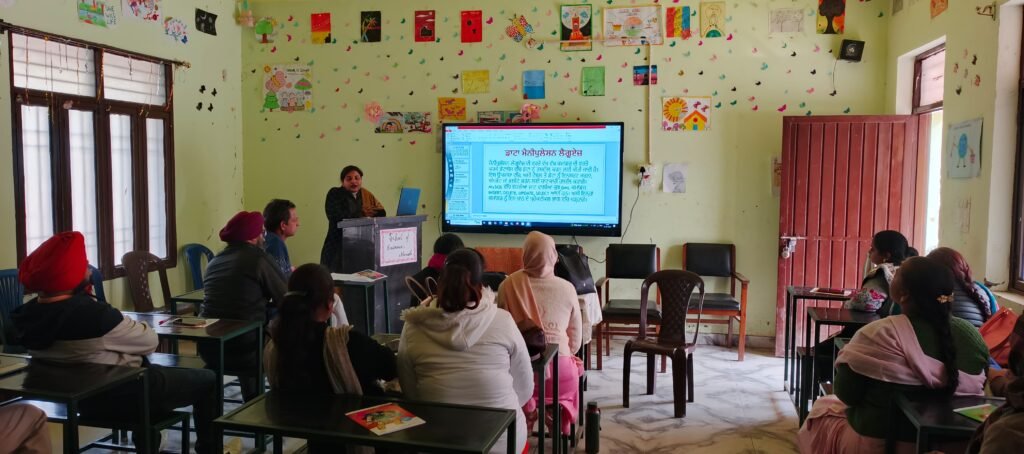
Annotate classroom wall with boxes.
[885,0,1020,286]
[242,0,891,337]
[0,0,244,308]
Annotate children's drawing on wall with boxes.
[662,97,710,131]
[817,0,845,34]
[164,17,188,44]
[402,112,433,133]
[414,10,435,42]
[235,0,254,27]
[477,111,524,123]
[375,112,404,134]
[930,0,948,18]
[633,66,658,86]
[437,97,467,121]
[262,65,313,113]
[700,2,726,38]
[462,70,490,94]
[561,5,592,51]
[361,11,381,43]
[311,12,331,44]
[78,1,114,28]
[523,70,546,99]
[461,10,483,43]
[195,9,218,36]
[122,0,160,22]
[663,163,688,194]
[581,66,605,96]
[946,118,983,178]
[505,14,537,48]
[604,6,663,46]
[254,17,278,43]
[769,8,804,34]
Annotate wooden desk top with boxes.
[807,307,879,326]
[169,288,205,303]
[215,390,514,454]
[122,312,261,342]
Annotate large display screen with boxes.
[442,122,624,237]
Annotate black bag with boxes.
[555,244,596,295]
[517,319,548,359]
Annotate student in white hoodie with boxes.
[398,249,534,454]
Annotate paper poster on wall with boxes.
[375,113,405,133]
[769,8,804,34]
[164,17,188,44]
[122,0,160,22]
[78,1,114,28]
[662,96,711,131]
[462,70,490,94]
[603,6,663,46]
[414,10,435,42]
[633,66,658,86]
[523,70,545,99]
[254,17,278,43]
[402,112,433,133]
[195,9,217,36]
[663,163,688,194]
[380,227,418,266]
[581,67,605,96]
[505,14,537,48]
[930,0,947,18]
[461,10,483,43]
[561,5,592,51]
[665,7,682,38]
[477,111,524,123]
[700,2,725,38]
[361,11,381,43]
[311,12,331,44]
[817,0,845,34]
[437,97,467,121]
[946,118,983,179]
[263,65,313,113]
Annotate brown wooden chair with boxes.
[682,243,749,360]
[623,270,705,418]
[475,246,524,275]
[594,244,660,370]
[121,250,172,313]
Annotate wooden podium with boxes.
[330,215,426,334]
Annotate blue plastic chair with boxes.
[182,243,214,290]
[0,268,24,352]
[88,264,107,302]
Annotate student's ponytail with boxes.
[900,257,959,394]
[435,249,484,313]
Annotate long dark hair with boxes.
[873,230,911,265]
[269,263,335,391]
[436,249,483,313]
[898,257,959,394]
[927,247,990,319]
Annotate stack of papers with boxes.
[332,270,387,283]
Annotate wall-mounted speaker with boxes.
[839,40,865,62]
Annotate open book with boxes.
[346,402,425,435]
[954,403,998,423]
[332,269,387,283]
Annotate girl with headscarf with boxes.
[496,231,583,436]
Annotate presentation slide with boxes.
[481,144,606,215]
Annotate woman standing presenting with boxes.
[320,165,386,271]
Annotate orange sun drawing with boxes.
[663,97,688,122]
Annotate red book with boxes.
[346,403,425,435]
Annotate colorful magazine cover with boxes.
[346,403,425,435]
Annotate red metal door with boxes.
[774,116,923,356]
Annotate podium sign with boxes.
[380,227,418,266]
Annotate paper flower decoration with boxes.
[364,102,384,123]
[520,103,541,122]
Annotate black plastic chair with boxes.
[0,269,24,353]
[682,243,749,360]
[594,244,660,370]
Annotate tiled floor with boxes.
[47,342,798,453]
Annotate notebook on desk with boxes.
[396,187,420,216]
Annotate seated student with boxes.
[0,403,50,454]
[265,263,397,396]
[968,316,1024,453]
[845,230,912,315]
[408,233,464,307]
[398,249,533,454]
[263,198,300,279]
[12,232,218,453]
[798,257,988,453]
[496,231,583,436]
[200,211,287,402]
[926,247,998,327]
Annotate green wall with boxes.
[242,0,891,337]
[0,0,243,307]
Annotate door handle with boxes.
[779,236,805,259]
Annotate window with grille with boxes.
[8,30,176,278]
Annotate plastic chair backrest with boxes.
[0,269,24,351]
[476,247,524,275]
[182,243,214,290]
[640,270,704,344]
[121,251,172,313]
[88,264,107,302]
